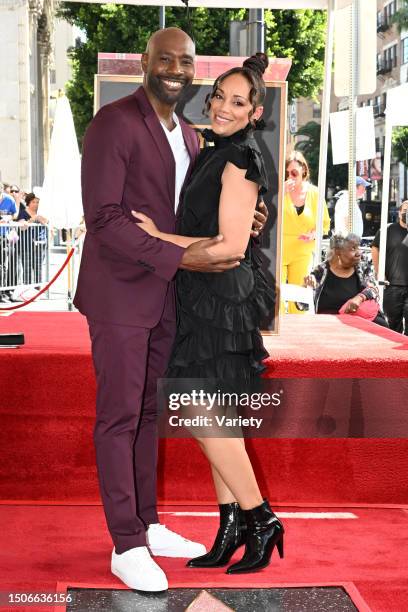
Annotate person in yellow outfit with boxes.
[282,151,330,313]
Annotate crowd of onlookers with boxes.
[282,152,408,336]
[0,180,49,303]
[2,155,408,336]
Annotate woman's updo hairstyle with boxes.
[242,52,269,80]
[203,52,268,126]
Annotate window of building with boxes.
[402,38,408,64]
[390,1,396,17]
[384,44,397,69]
[50,69,56,85]
[384,1,397,24]
[390,44,397,67]
[312,103,321,119]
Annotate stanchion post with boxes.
[67,228,73,311]
[46,225,51,299]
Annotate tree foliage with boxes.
[392,127,408,168]
[295,120,348,191]
[58,3,326,143]
[264,9,326,101]
[391,0,408,33]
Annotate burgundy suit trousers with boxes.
[88,310,176,554]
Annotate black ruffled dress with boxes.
[166,125,275,382]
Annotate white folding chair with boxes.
[280,283,315,314]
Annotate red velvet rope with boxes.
[0,247,75,311]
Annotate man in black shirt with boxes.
[371,201,408,334]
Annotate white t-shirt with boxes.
[160,114,191,212]
[334,190,364,237]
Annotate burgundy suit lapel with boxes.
[144,114,175,206]
[134,87,175,207]
[133,88,200,216]
[180,120,199,184]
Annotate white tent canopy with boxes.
[68,1,329,8]
[39,96,83,230]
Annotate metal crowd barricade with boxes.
[0,221,50,294]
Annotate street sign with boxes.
[289,102,297,134]
[330,106,375,164]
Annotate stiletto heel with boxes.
[226,499,284,574]
[187,502,246,568]
[276,534,284,558]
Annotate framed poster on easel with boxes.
[94,74,286,333]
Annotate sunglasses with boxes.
[286,170,300,178]
[10,189,19,193]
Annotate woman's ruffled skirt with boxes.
[166,254,275,382]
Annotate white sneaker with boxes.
[111,546,168,592]
[147,523,207,558]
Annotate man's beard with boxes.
[146,73,190,105]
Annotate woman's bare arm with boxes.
[156,233,205,248]
[207,162,258,257]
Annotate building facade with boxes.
[0,0,54,189]
[361,0,407,203]
[293,0,408,208]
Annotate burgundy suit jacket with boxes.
[74,87,200,327]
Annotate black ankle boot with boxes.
[187,502,246,568]
[226,499,284,574]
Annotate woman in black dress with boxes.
[134,54,284,574]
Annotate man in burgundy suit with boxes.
[74,27,255,592]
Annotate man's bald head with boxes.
[145,27,195,55]
[142,27,195,108]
